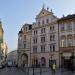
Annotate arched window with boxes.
[41,57,46,66]
[21,53,28,67]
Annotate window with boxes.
[50,26,54,31]
[41,45,45,52]
[50,35,55,41]
[41,28,45,33]
[41,57,46,66]
[41,36,45,43]
[24,27,27,32]
[60,24,65,31]
[24,44,26,49]
[60,39,66,47]
[46,19,49,23]
[50,44,55,52]
[18,43,21,49]
[33,38,37,44]
[67,39,73,46]
[19,35,22,40]
[38,22,40,25]
[67,23,72,30]
[33,46,37,53]
[24,35,26,40]
[25,27,27,31]
[42,20,44,25]
[34,30,37,35]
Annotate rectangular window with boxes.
[50,35,55,41]
[41,36,45,43]
[24,35,26,40]
[60,24,65,31]
[33,46,37,53]
[38,22,40,25]
[67,39,73,46]
[42,20,44,25]
[46,19,49,23]
[60,39,66,47]
[41,45,45,52]
[24,44,26,49]
[50,26,54,31]
[67,23,72,30]
[33,38,37,44]
[50,44,55,52]
[41,28,46,34]
[34,30,37,35]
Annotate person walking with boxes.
[52,63,56,74]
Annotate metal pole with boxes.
[27,67,29,75]
[33,67,34,75]
[40,67,42,75]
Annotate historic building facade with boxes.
[0,21,8,64]
[17,7,59,67]
[31,7,59,67]
[18,24,32,67]
[58,14,75,69]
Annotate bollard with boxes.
[40,67,42,75]
[33,67,34,75]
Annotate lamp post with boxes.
[32,59,35,75]
[51,54,53,68]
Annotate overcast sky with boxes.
[0,0,75,52]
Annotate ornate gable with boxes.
[36,8,53,19]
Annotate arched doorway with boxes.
[41,57,46,67]
[21,53,28,67]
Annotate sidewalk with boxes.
[19,67,75,75]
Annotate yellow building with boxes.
[0,21,8,64]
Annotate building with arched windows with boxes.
[17,6,59,67]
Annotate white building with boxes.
[17,6,59,67]
[31,7,59,67]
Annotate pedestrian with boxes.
[52,63,56,74]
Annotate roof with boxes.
[36,8,53,19]
[18,29,23,34]
[57,14,75,22]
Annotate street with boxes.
[0,67,75,75]
[0,67,25,75]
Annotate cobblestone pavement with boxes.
[20,67,75,75]
[0,67,75,75]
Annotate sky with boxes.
[0,0,75,52]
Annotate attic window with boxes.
[43,12,44,14]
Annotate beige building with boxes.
[58,14,75,69]
[0,21,8,64]
[17,6,59,67]
[7,50,17,65]
[18,24,32,67]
